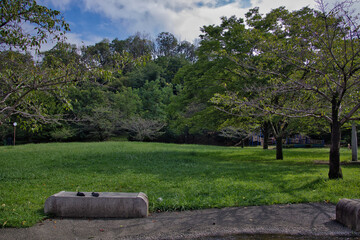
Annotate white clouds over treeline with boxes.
[44,0,317,44]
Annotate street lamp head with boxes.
[13,122,17,127]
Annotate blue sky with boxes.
[38,0,317,49]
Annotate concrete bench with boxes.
[44,191,148,218]
[336,198,360,231]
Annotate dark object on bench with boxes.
[76,192,85,197]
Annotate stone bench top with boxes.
[53,191,147,199]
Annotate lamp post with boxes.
[13,122,17,146]
[352,122,358,162]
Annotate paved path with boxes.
[1,203,359,239]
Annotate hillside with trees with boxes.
[0,0,359,179]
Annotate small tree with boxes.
[122,117,166,141]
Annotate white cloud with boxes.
[76,0,317,41]
[27,0,358,57]
[43,0,341,45]
[34,0,358,57]
[252,0,315,13]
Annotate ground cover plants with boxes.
[0,141,359,228]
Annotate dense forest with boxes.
[1,32,233,145]
[1,0,359,179]
[0,31,335,145]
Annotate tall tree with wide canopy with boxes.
[208,1,360,178]
[254,1,360,179]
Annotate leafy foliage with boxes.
[0,50,80,128]
[202,1,360,177]
[0,0,69,52]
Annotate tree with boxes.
[0,0,76,126]
[196,14,290,154]
[255,1,360,178]
[176,40,196,62]
[156,32,178,57]
[125,62,163,88]
[155,56,190,83]
[83,39,112,68]
[124,32,155,59]
[83,37,152,77]
[80,106,119,141]
[41,42,80,68]
[121,117,166,141]
[0,50,81,126]
[169,57,235,139]
[139,79,174,120]
[0,0,69,52]
[208,1,360,178]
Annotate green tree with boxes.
[0,0,69,52]
[123,32,155,59]
[0,0,77,127]
[83,39,112,68]
[155,56,190,83]
[0,50,80,127]
[177,40,196,62]
[80,106,119,141]
[139,79,173,120]
[199,8,327,159]
[251,2,360,178]
[169,15,276,146]
[171,65,232,135]
[112,87,142,119]
[124,62,163,88]
[156,32,178,57]
[83,37,151,75]
[208,1,360,178]
[41,42,81,68]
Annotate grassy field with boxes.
[0,141,359,228]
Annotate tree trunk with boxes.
[262,121,269,150]
[328,119,343,179]
[276,136,283,160]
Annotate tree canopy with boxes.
[207,0,360,178]
[0,0,69,52]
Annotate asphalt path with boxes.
[1,202,360,240]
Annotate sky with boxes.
[37,0,321,50]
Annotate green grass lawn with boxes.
[0,142,359,228]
